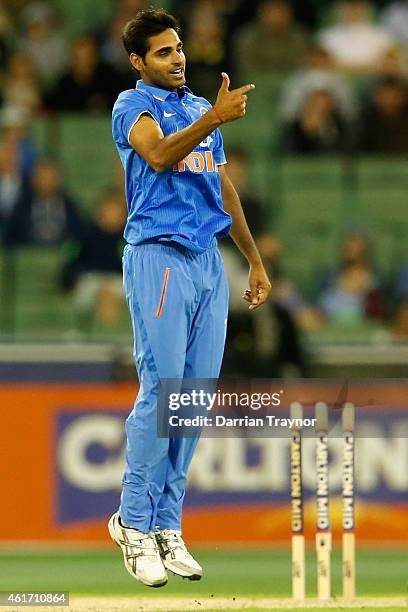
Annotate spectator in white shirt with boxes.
[381,1,408,50]
[280,45,358,122]
[319,0,395,72]
[18,2,67,89]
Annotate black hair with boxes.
[122,9,180,60]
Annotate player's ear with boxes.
[130,53,144,73]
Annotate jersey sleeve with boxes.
[112,91,160,147]
[213,128,227,165]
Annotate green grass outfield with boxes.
[0,548,406,611]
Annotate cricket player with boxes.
[109,9,271,587]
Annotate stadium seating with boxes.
[53,0,175,38]
[12,247,74,339]
[355,157,408,271]
[58,115,118,213]
[53,0,114,38]
[273,157,347,297]
[2,116,406,341]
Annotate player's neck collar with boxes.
[136,79,191,101]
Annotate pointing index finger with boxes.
[236,83,256,95]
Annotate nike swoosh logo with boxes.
[164,111,176,117]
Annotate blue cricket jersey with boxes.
[112,80,231,253]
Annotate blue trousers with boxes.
[120,242,229,533]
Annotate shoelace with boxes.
[159,530,187,553]
[124,532,160,560]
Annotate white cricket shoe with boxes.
[108,512,168,587]
[155,529,203,580]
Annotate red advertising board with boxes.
[0,383,407,545]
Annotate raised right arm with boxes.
[128,73,255,173]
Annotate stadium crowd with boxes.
[0,1,407,149]
[0,1,407,145]
[1,0,408,373]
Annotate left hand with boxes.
[242,264,272,310]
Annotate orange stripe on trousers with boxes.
[156,267,171,317]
